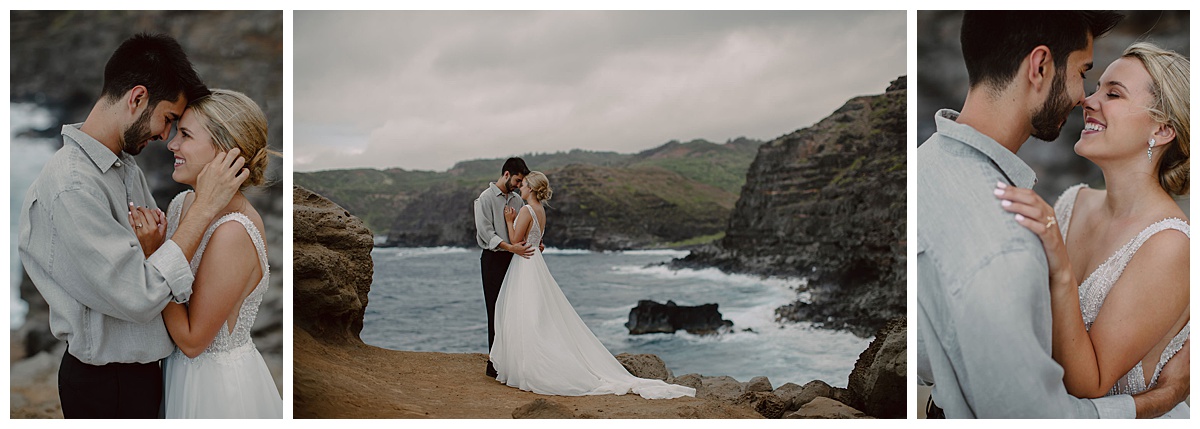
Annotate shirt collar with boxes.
[934,109,1038,188]
[489,182,513,198]
[62,123,130,174]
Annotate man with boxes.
[474,157,535,378]
[18,33,249,418]
[917,11,1189,418]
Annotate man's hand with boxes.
[539,242,545,253]
[192,148,249,217]
[1134,339,1189,418]
[504,241,534,259]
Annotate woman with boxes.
[994,43,1189,415]
[489,171,695,399]
[130,89,282,418]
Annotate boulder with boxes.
[794,380,838,409]
[668,373,703,390]
[744,375,773,392]
[738,391,789,419]
[615,353,672,380]
[785,397,871,419]
[293,186,376,344]
[696,375,744,402]
[512,398,575,419]
[625,300,733,335]
[846,317,906,418]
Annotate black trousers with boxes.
[481,250,514,355]
[58,350,162,419]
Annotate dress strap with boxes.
[1053,183,1088,241]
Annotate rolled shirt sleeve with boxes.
[475,196,503,251]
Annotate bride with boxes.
[130,89,282,418]
[994,43,1189,417]
[489,171,695,399]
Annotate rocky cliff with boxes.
[677,77,907,337]
[383,163,738,250]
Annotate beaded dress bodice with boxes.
[523,205,544,250]
[166,191,270,359]
[1054,184,1190,396]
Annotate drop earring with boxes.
[1148,138,1156,162]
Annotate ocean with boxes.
[362,246,872,388]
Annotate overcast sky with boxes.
[294,10,905,172]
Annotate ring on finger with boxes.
[1045,216,1056,229]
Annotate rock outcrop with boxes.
[845,317,907,418]
[676,77,907,337]
[293,186,375,344]
[625,300,734,335]
[615,353,673,380]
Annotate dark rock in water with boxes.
[293,186,375,345]
[674,76,907,337]
[625,300,733,335]
[845,317,906,418]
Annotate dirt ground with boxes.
[292,330,761,419]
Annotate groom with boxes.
[18,33,249,418]
[917,11,1189,418]
[474,157,536,378]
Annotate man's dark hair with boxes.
[100,33,210,106]
[961,11,1124,90]
[501,157,531,177]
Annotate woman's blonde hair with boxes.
[1123,42,1189,196]
[525,171,552,202]
[189,89,278,189]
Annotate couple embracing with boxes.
[18,33,281,418]
[919,11,1190,418]
[473,158,695,399]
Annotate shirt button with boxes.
[114,161,122,168]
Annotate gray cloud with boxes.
[295,10,905,172]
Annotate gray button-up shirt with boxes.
[18,123,194,365]
[474,182,524,250]
[917,109,1134,418]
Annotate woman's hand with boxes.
[993,182,1072,287]
[504,206,517,224]
[129,203,167,258]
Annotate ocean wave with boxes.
[543,248,592,255]
[618,249,691,258]
[372,246,474,259]
[11,102,55,135]
[610,264,806,290]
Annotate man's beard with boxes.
[121,106,156,156]
[1030,69,1074,142]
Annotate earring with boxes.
[1147,138,1156,162]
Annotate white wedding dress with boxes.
[490,205,695,399]
[1056,184,1189,418]
[161,191,282,418]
